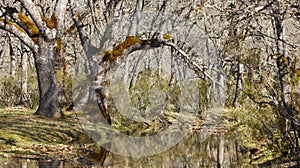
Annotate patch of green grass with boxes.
[0,108,91,162]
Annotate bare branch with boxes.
[19,0,44,30]
[163,41,225,90]
[100,36,224,90]
[0,20,37,52]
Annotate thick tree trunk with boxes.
[34,39,62,118]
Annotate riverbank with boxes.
[0,108,106,166]
[222,108,300,167]
[0,108,299,167]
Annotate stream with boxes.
[0,131,242,167]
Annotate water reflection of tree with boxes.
[102,132,240,167]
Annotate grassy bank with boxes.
[0,108,106,165]
[222,108,300,167]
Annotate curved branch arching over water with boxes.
[94,34,224,124]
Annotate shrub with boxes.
[0,70,39,109]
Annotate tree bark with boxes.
[21,43,28,104]
[34,38,62,118]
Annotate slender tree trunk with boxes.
[9,39,16,76]
[21,44,28,104]
[34,39,62,118]
[232,61,241,107]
